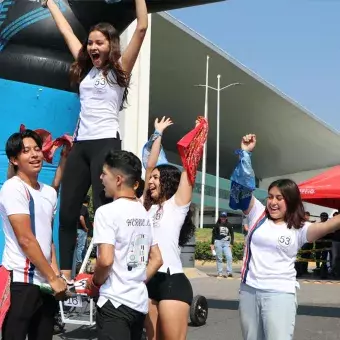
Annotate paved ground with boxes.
[55,265,340,340]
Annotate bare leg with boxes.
[145,299,160,340]
[158,300,190,340]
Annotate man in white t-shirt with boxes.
[86,150,163,340]
[0,129,67,340]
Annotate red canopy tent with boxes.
[299,165,340,209]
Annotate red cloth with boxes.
[75,273,100,297]
[19,124,72,163]
[0,266,11,329]
[299,165,340,209]
[177,116,209,185]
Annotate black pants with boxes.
[59,137,121,270]
[2,282,57,340]
[97,301,146,340]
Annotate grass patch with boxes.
[195,228,244,243]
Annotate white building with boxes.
[120,12,340,224]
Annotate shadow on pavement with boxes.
[57,325,97,340]
[206,298,340,318]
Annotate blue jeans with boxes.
[214,239,233,274]
[76,229,87,265]
[239,283,297,340]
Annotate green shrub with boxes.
[195,241,244,262]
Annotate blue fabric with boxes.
[229,150,256,211]
[142,131,168,169]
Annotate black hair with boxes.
[104,150,141,188]
[267,179,306,229]
[136,178,145,198]
[83,195,91,204]
[144,164,195,247]
[5,129,43,172]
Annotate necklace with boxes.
[115,195,137,201]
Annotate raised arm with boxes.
[120,0,148,74]
[307,215,340,243]
[143,117,173,198]
[44,0,82,59]
[239,134,257,215]
[174,119,201,207]
[174,170,192,207]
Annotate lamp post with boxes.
[198,55,210,229]
[196,75,242,222]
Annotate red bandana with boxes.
[20,124,72,163]
[177,116,209,185]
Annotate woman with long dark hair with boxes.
[44,0,148,280]
[141,118,206,340]
[231,134,340,340]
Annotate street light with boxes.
[196,55,210,229]
[196,76,242,221]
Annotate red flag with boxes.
[177,116,209,185]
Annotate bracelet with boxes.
[91,276,101,289]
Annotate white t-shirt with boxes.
[148,196,190,274]
[0,177,57,285]
[93,199,156,314]
[74,67,125,141]
[241,198,311,293]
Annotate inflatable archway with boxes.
[0,0,222,259]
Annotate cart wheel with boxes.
[190,295,208,326]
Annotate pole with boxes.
[215,75,221,221]
[199,55,209,229]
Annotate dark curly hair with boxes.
[144,164,195,246]
[104,150,141,188]
[69,22,129,109]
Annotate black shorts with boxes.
[2,282,57,340]
[146,271,193,305]
[97,301,146,340]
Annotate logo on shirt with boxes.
[219,226,231,241]
[152,207,163,228]
[127,234,150,271]
[126,218,151,227]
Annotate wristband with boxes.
[41,0,48,7]
[153,130,162,137]
[91,276,101,290]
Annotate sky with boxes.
[170,0,340,131]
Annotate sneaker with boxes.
[227,273,233,278]
[217,273,223,278]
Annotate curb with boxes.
[184,267,209,279]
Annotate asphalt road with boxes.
[54,273,340,340]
